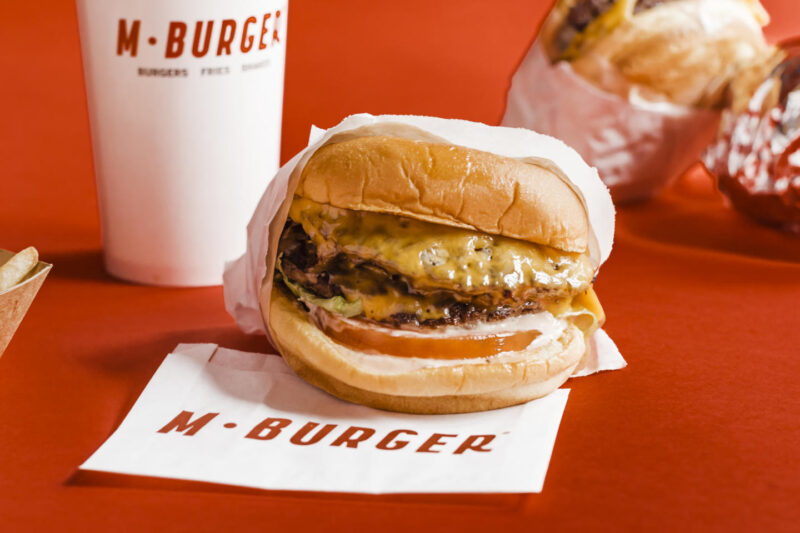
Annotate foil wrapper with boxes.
[503,40,720,203]
[703,47,800,233]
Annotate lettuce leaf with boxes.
[276,258,363,318]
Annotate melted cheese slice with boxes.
[289,197,595,296]
[560,0,636,60]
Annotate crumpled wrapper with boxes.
[223,114,624,378]
[703,44,800,232]
[0,250,51,358]
[502,40,720,203]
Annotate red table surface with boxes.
[2,0,799,530]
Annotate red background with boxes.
[2,0,799,530]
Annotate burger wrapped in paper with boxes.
[703,42,800,232]
[224,114,622,414]
[503,0,770,202]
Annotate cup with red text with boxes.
[75,0,287,286]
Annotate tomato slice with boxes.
[310,307,540,359]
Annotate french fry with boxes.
[0,247,39,291]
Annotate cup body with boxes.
[75,0,287,286]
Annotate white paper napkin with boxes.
[80,343,623,494]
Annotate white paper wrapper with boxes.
[223,113,624,380]
[502,41,720,202]
[82,343,578,493]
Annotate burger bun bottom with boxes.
[267,285,585,414]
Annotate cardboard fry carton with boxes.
[0,250,51,358]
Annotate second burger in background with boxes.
[504,0,772,202]
[540,0,770,107]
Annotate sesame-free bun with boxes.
[295,136,590,254]
[266,286,585,414]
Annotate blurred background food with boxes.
[505,0,773,204]
[541,0,771,107]
[703,39,800,232]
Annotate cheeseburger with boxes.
[540,0,770,107]
[264,135,607,414]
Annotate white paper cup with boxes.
[75,0,288,286]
